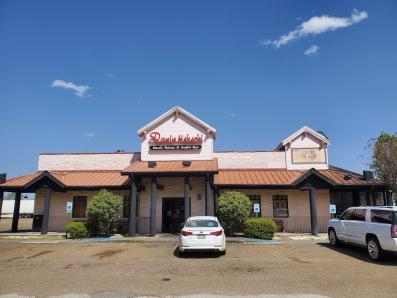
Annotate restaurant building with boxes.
[0,107,389,235]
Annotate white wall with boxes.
[215,151,286,169]
[38,153,136,171]
[140,113,214,161]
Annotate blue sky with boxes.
[1,0,396,177]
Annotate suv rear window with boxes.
[186,220,219,228]
[370,210,397,224]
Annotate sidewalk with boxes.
[0,232,328,243]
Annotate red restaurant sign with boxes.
[149,131,204,145]
[148,131,203,151]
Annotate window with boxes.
[371,210,392,224]
[123,195,139,217]
[351,209,366,221]
[340,209,353,220]
[374,192,385,206]
[359,192,367,206]
[186,220,219,228]
[248,195,261,217]
[123,195,130,218]
[72,196,87,218]
[273,195,288,218]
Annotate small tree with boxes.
[369,132,397,203]
[217,191,252,236]
[86,189,122,237]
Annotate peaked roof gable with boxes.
[276,126,330,150]
[137,106,217,138]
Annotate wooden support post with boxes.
[0,191,3,223]
[128,177,137,236]
[0,173,5,223]
[11,192,21,232]
[213,188,219,216]
[184,176,190,221]
[150,177,157,236]
[205,174,211,216]
[366,191,372,206]
[41,187,51,235]
[307,185,318,236]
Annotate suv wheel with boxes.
[367,237,383,261]
[328,229,339,247]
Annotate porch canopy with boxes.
[0,170,130,234]
[0,164,387,236]
[121,159,219,237]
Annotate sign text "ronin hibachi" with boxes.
[148,131,203,151]
[149,131,204,145]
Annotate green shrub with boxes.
[244,217,276,240]
[86,189,122,237]
[217,191,252,236]
[65,221,87,239]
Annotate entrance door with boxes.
[162,197,187,233]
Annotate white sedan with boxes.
[179,216,226,255]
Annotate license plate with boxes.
[197,235,206,239]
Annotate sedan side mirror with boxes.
[335,214,341,220]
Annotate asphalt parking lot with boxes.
[0,239,396,297]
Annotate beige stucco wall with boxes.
[34,189,130,232]
[35,185,329,233]
[218,188,331,233]
[35,176,213,233]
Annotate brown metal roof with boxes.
[214,168,385,187]
[0,172,43,188]
[122,159,218,174]
[320,169,383,186]
[0,170,130,190]
[0,166,384,191]
[214,169,304,186]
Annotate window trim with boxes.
[273,194,289,218]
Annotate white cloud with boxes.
[304,44,320,56]
[228,112,236,117]
[263,9,368,48]
[51,80,91,97]
[106,73,114,78]
[85,132,95,138]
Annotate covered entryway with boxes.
[122,159,218,237]
[0,171,65,234]
[162,197,188,233]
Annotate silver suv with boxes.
[328,206,397,261]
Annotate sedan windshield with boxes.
[186,220,219,228]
